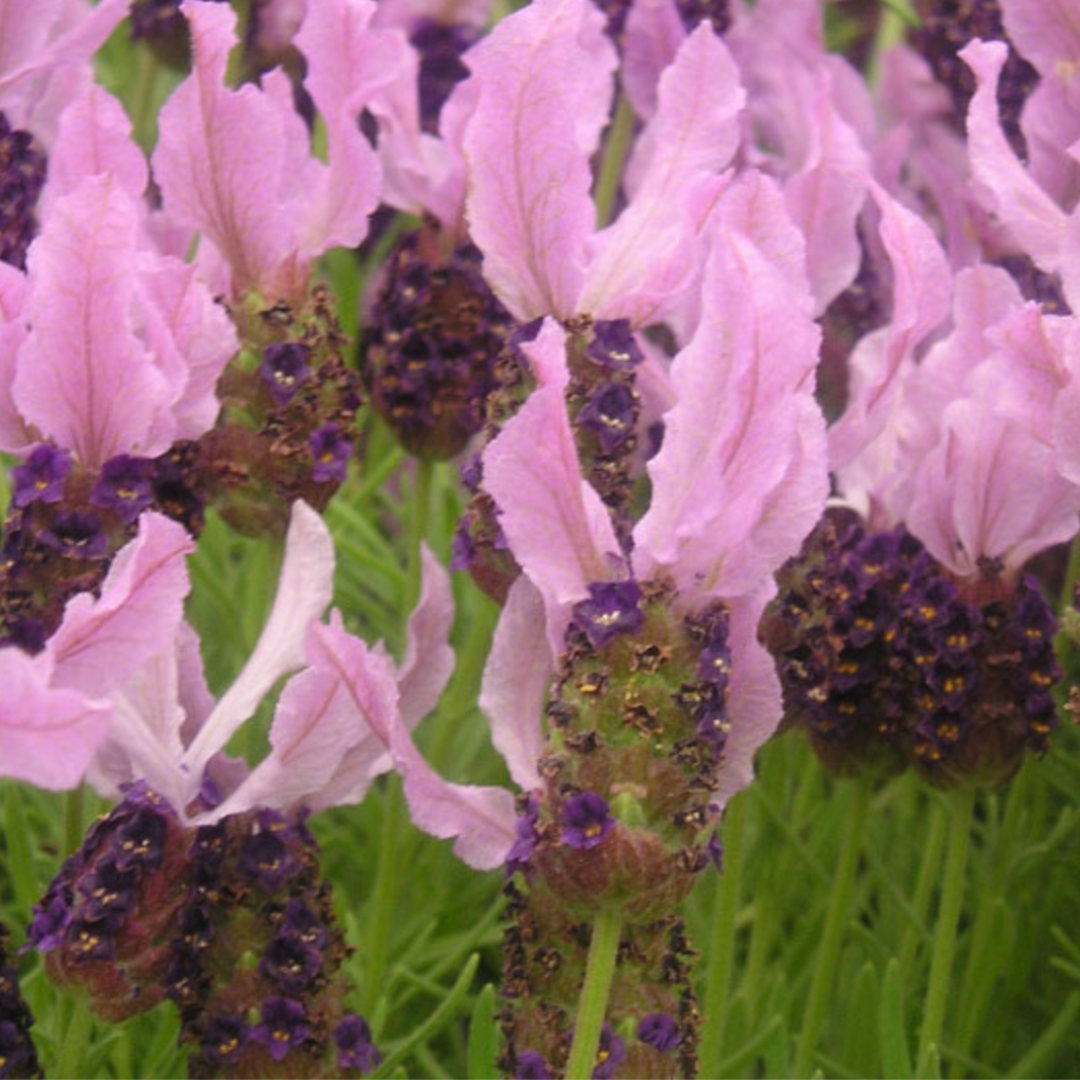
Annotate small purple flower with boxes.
[200,1014,248,1067]
[561,792,614,851]
[280,900,329,950]
[577,383,637,454]
[571,581,644,650]
[91,456,155,524]
[515,1050,552,1079]
[333,1013,381,1074]
[592,1023,626,1080]
[113,805,170,872]
[260,343,313,408]
[259,934,323,995]
[706,827,724,872]
[638,1012,681,1053]
[309,423,352,484]
[505,798,540,875]
[587,319,644,370]
[11,444,71,507]
[26,894,72,953]
[37,511,109,560]
[450,524,476,572]
[238,828,298,893]
[251,997,310,1063]
[460,453,483,493]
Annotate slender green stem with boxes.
[793,778,871,1078]
[565,908,623,1080]
[63,786,86,857]
[898,798,947,982]
[593,93,636,229]
[130,47,159,152]
[56,994,93,1080]
[404,459,434,617]
[918,786,976,1071]
[365,776,404,1015]
[699,791,748,1078]
[867,5,910,89]
[5,784,39,920]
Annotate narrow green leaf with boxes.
[880,958,912,1080]
[467,983,499,1080]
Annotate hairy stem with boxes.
[698,791,748,1077]
[918,786,976,1071]
[565,908,623,1080]
[793,778,871,1077]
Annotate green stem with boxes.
[698,791,748,1078]
[56,995,92,1080]
[404,459,434,617]
[918,786,976,1072]
[63,787,86,857]
[867,5,910,89]
[898,797,947,983]
[593,93,636,229]
[565,908,623,1080]
[365,776,404,1015]
[130,46,159,152]
[793,778,871,1078]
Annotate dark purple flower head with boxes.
[238,828,298,893]
[587,320,643,370]
[37,511,109,561]
[200,1014,248,1067]
[260,934,323,995]
[505,798,541,875]
[252,997,310,1062]
[309,423,352,484]
[561,792,614,851]
[91,456,155,524]
[11,444,71,507]
[515,1050,552,1079]
[638,1012,681,1053]
[571,581,644,650]
[260,343,313,408]
[0,113,48,270]
[592,1023,626,1080]
[577,383,637,454]
[0,1017,38,1080]
[333,1013,381,1074]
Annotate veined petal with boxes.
[136,254,237,442]
[47,513,195,699]
[302,620,518,868]
[482,320,620,613]
[908,400,1080,578]
[293,0,392,258]
[633,181,827,601]
[154,0,291,296]
[0,650,112,791]
[14,176,171,466]
[828,180,952,470]
[42,84,147,215]
[479,576,549,793]
[463,0,616,320]
[621,0,685,121]
[580,24,745,325]
[1000,0,1080,74]
[396,545,456,730]
[180,501,335,781]
[961,41,1076,305]
[713,587,782,810]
